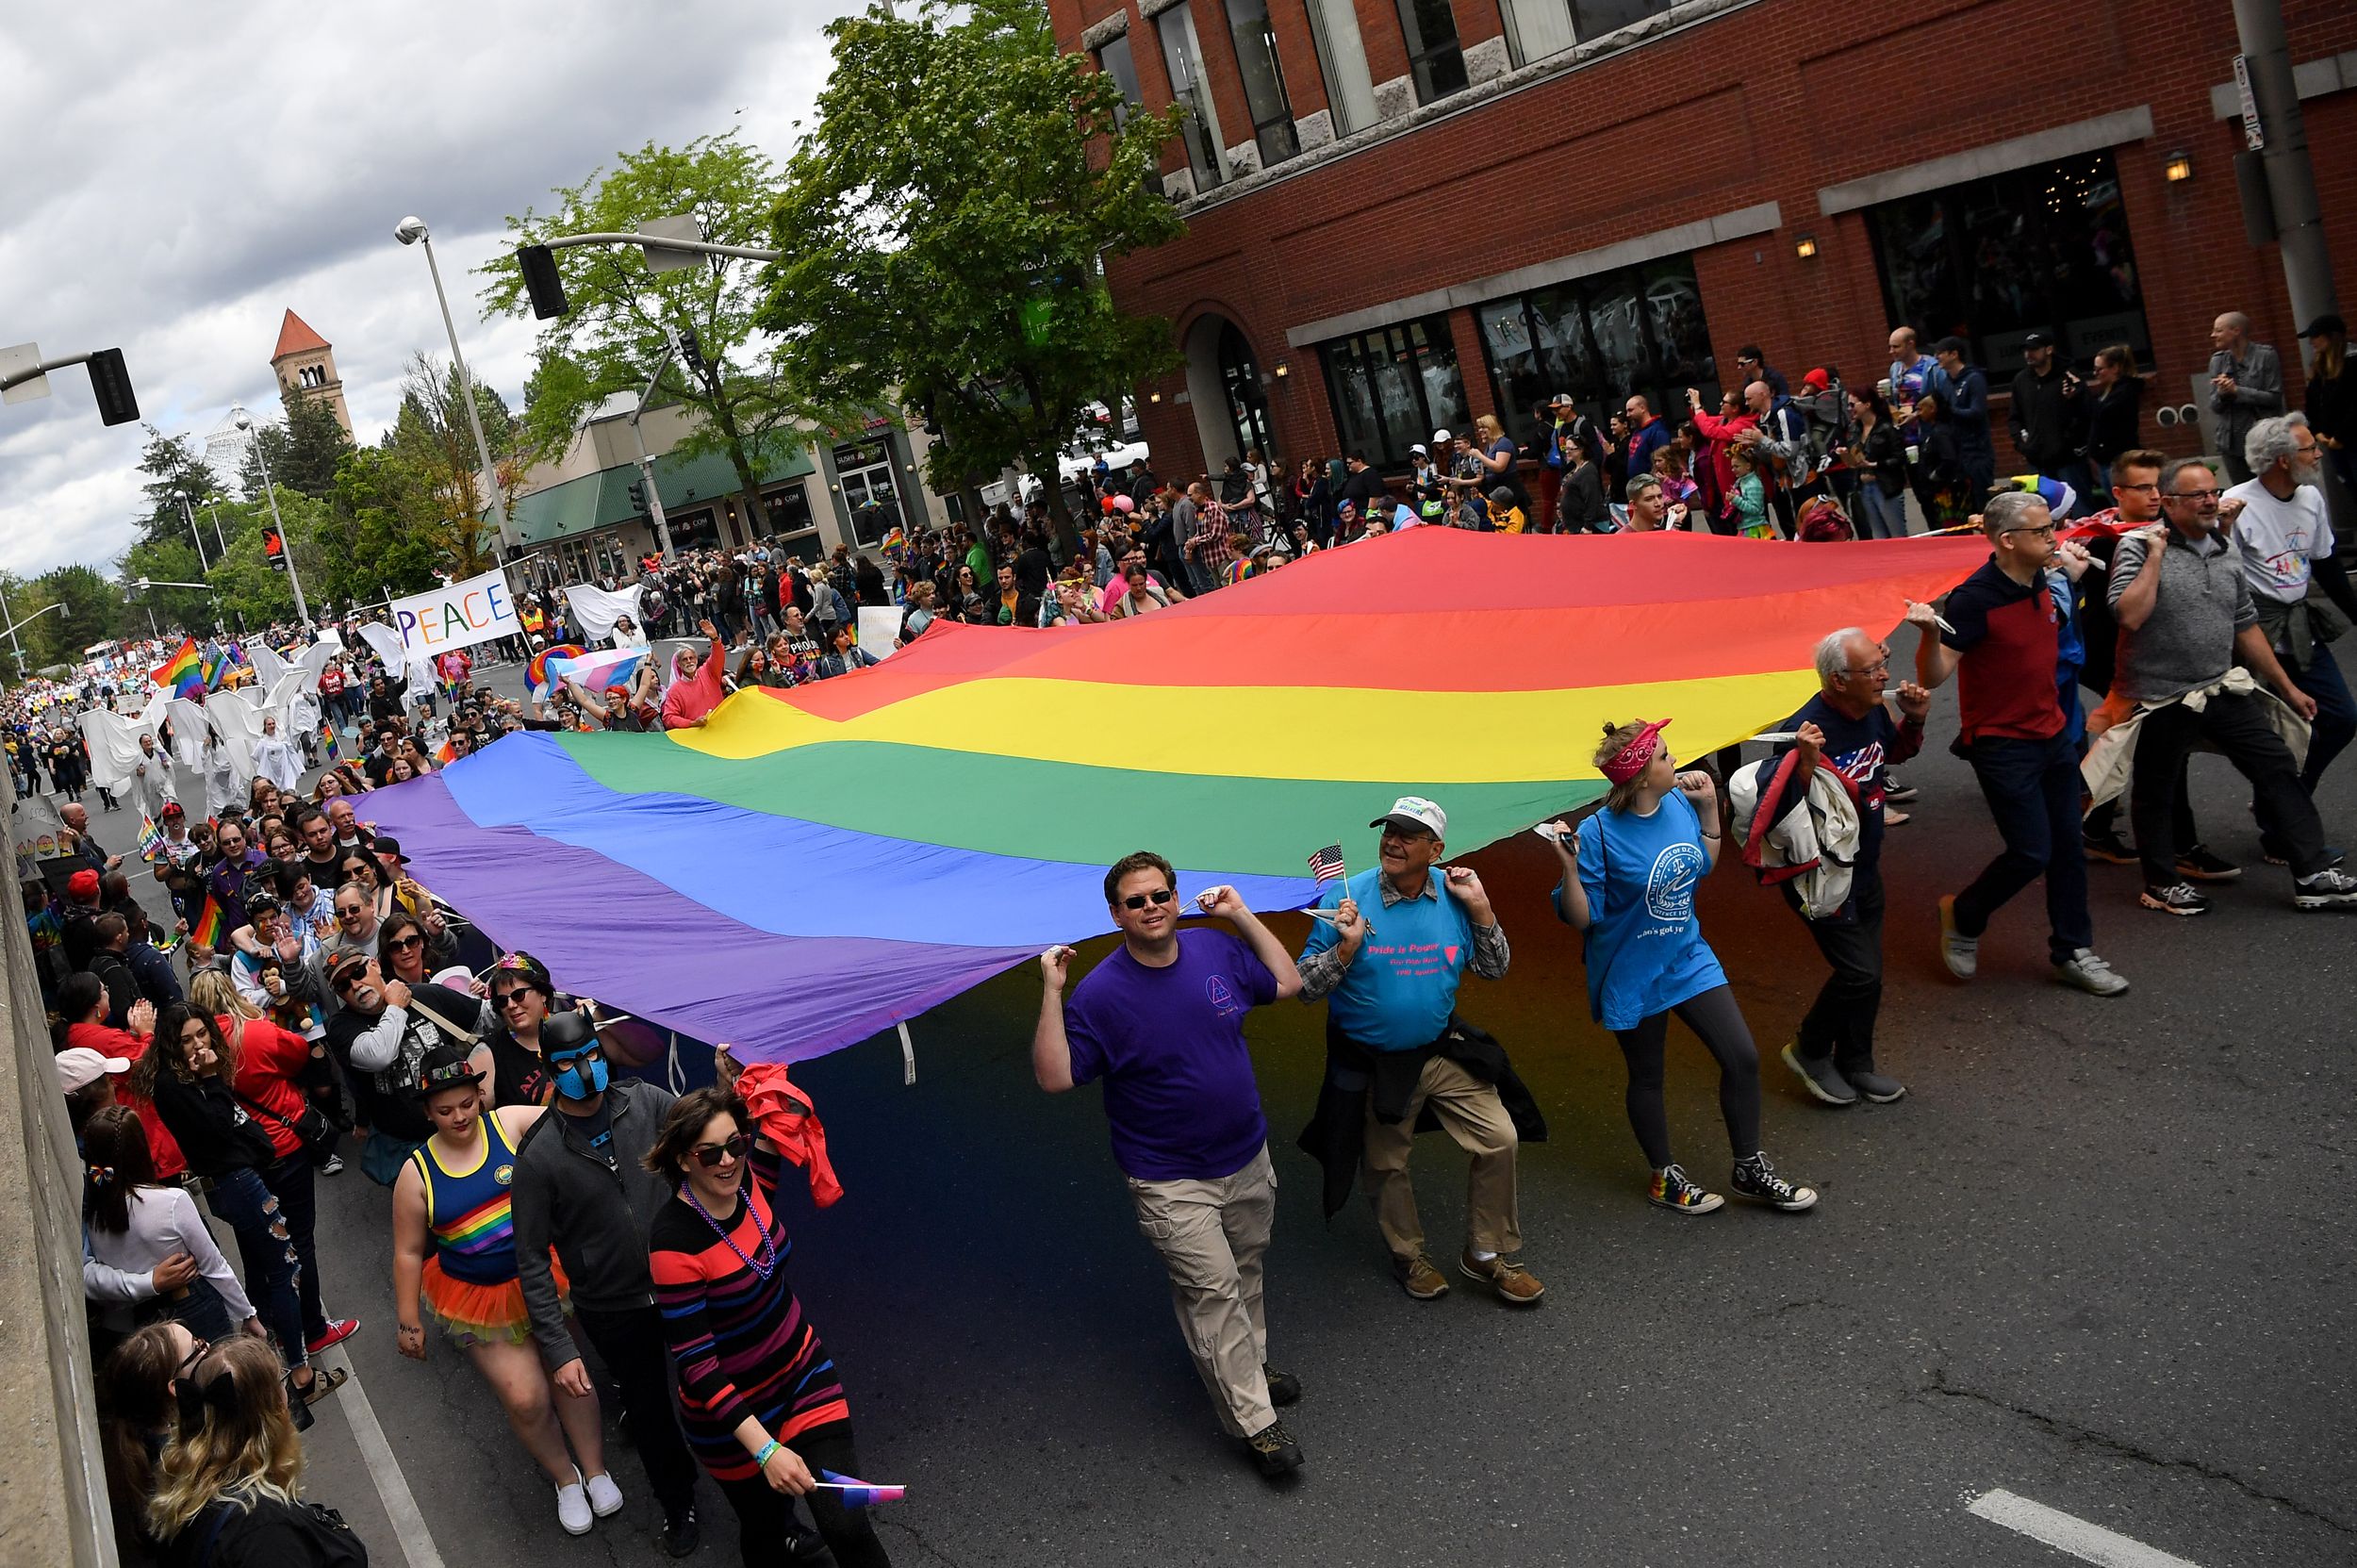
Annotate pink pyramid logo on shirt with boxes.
[1445,946,1459,966]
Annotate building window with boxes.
[1473,256,1718,448]
[833,439,906,547]
[297,364,326,388]
[1867,149,2151,380]
[1302,0,1376,135]
[1095,33,1165,195]
[1223,0,1298,166]
[1156,6,1228,191]
[1394,0,1467,104]
[1569,0,1672,41]
[1317,315,1469,470]
[763,482,816,536]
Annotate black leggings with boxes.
[1611,984,1762,1170]
[715,1423,891,1568]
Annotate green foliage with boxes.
[761,0,1185,533]
[10,564,125,666]
[381,353,510,578]
[118,535,217,635]
[481,132,816,532]
[133,428,220,549]
[236,388,350,503]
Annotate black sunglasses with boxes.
[176,1337,212,1377]
[692,1132,750,1168]
[1121,888,1176,911]
[387,933,425,950]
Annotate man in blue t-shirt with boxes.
[1297,796,1539,1307]
[1755,629,1927,1109]
[1034,850,1306,1478]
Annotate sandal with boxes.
[292,1363,349,1406]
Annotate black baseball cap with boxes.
[415,1043,484,1098]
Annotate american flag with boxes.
[1307,844,1346,884]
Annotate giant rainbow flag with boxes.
[363,530,1986,1063]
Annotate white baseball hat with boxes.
[1409,443,1427,456]
[1431,428,1453,444]
[56,1047,129,1094]
[1371,796,1447,838]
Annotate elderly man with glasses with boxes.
[1032,850,1307,1479]
[2107,457,2357,914]
[1907,491,2128,997]
[1295,798,1541,1308]
[321,951,492,1185]
[1757,630,1929,1108]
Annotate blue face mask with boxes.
[548,1047,608,1100]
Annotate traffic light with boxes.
[263,527,288,571]
[626,481,647,516]
[676,327,707,377]
[519,245,569,320]
[86,348,139,426]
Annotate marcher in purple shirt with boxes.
[1032,850,1306,1480]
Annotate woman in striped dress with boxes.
[391,1044,622,1537]
[646,1086,891,1567]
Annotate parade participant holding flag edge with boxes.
[1033,853,1308,1479]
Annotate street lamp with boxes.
[232,406,311,625]
[129,578,225,639]
[0,599,64,680]
[395,216,512,553]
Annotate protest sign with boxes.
[391,569,520,656]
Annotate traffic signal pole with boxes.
[629,346,679,559]
[2233,0,2340,353]
[246,431,311,625]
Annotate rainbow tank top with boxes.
[412,1112,522,1286]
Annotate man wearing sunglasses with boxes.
[511,1010,717,1559]
[322,951,492,1185]
[2107,457,2357,913]
[1296,798,1541,1307]
[1907,491,2127,998]
[1034,850,1306,1479]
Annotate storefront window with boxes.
[1316,315,1468,470]
[1868,150,2151,379]
[1474,256,1719,446]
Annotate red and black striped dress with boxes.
[649,1143,850,1481]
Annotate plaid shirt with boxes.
[1191,500,1238,572]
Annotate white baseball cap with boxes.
[1431,428,1453,444]
[1409,443,1427,456]
[56,1047,129,1094]
[1371,795,1447,838]
[1550,391,1575,406]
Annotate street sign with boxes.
[2233,55,2265,151]
[638,214,706,275]
[0,342,48,405]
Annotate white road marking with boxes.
[1968,1489,2202,1568]
[320,1348,449,1568]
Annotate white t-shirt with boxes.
[2225,478,2333,603]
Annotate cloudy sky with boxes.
[0,1,843,579]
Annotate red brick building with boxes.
[1049,0,2355,484]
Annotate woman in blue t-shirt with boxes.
[1549,718,1819,1217]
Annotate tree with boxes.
[118,535,218,636]
[24,564,123,666]
[482,133,816,541]
[320,444,445,610]
[760,0,1185,545]
[238,387,351,504]
[132,428,220,549]
[384,353,507,578]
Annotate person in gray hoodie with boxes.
[509,1012,803,1560]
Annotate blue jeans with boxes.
[1856,484,1908,539]
[206,1165,308,1372]
[1954,732,2093,964]
[2290,640,2356,794]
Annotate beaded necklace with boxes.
[683,1180,779,1280]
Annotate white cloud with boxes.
[0,0,841,578]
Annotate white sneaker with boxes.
[585,1471,624,1518]
[555,1474,593,1536]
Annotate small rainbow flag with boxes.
[814,1470,904,1509]
[190,894,225,949]
[153,638,204,700]
[319,721,341,763]
[137,814,167,861]
[434,739,456,767]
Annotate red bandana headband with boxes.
[1599,718,1672,784]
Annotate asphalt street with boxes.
[83,635,2356,1567]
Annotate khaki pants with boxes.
[1127,1145,1277,1439]
[1362,1055,1521,1261]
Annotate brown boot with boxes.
[1458,1248,1544,1305]
[1392,1252,1449,1300]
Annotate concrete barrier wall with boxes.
[0,766,116,1568]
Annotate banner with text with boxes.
[390,569,520,657]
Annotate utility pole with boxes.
[237,409,311,625]
[630,344,679,558]
[2232,0,2339,359]
[180,493,208,570]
